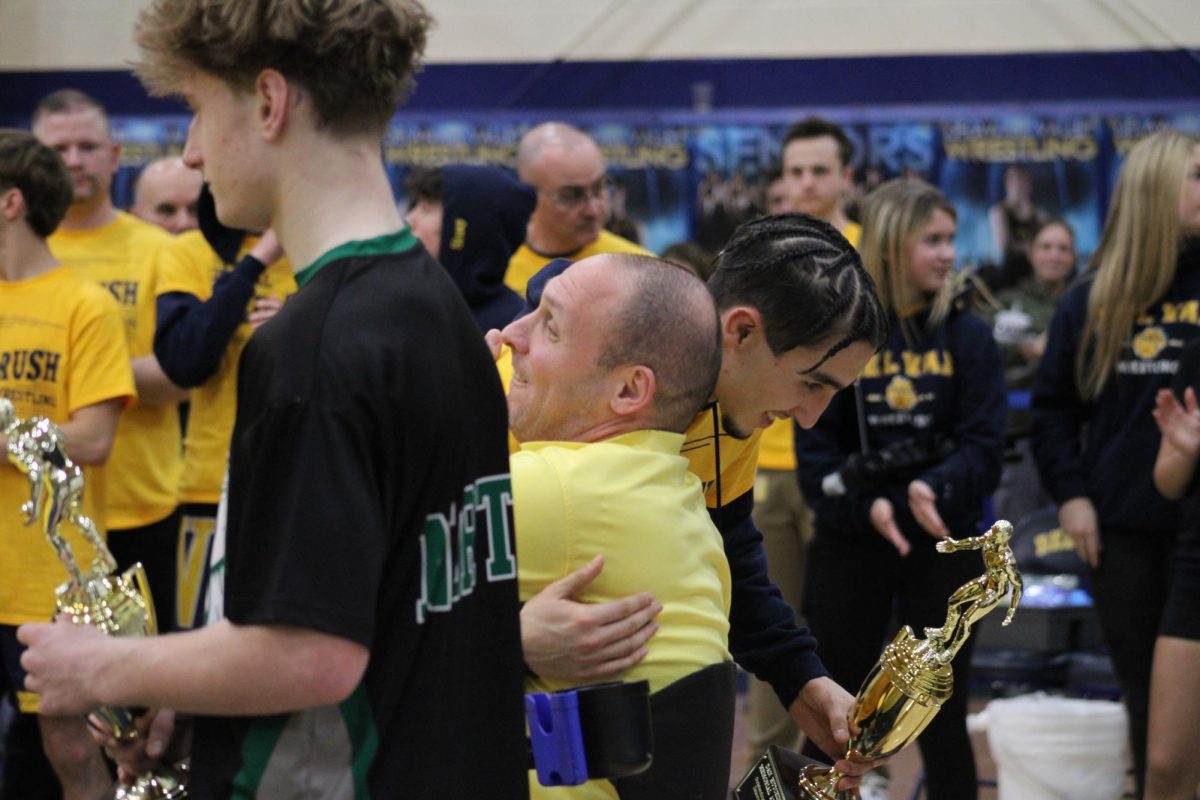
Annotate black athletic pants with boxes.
[800,528,982,800]
[1088,526,1176,800]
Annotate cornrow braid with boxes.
[708,212,889,366]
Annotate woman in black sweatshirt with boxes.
[796,179,1006,800]
[1032,129,1200,798]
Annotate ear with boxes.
[721,306,763,349]
[0,187,25,222]
[255,69,291,142]
[109,142,121,176]
[609,364,656,417]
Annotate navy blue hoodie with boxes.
[1032,240,1200,534]
[436,165,535,333]
[797,301,1007,541]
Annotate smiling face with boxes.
[715,308,875,439]
[32,108,119,211]
[903,207,957,304]
[499,256,628,442]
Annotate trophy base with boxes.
[795,763,854,800]
[733,744,827,799]
[112,761,188,800]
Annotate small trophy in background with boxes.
[1,398,188,799]
[736,519,1022,799]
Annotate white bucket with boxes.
[979,693,1128,800]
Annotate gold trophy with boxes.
[796,520,1023,800]
[1,399,188,799]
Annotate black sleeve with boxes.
[1031,288,1090,504]
[716,490,829,708]
[795,389,880,535]
[1171,339,1200,500]
[154,255,266,388]
[917,315,1008,517]
[224,398,386,647]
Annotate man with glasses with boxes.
[504,122,650,298]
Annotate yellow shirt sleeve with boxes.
[67,287,137,413]
[157,230,217,300]
[512,449,569,602]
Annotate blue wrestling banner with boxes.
[26,104,1200,267]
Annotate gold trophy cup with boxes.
[796,520,1023,800]
[1,399,188,799]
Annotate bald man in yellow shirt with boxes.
[504,123,650,298]
[500,253,731,798]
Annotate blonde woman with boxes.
[1032,130,1200,797]
[796,179,1006,800]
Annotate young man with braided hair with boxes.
[513,212,889,789]
[747,116,863,767]
[19,1,528,798]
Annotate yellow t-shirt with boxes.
[843,222,862,249]
[156,231,297,503]
[504,229,651,298]
[515,430,730,800]
[0,267,136,626]
[682,404,762,509]
[756,220,862,471]
[48,212,180,528]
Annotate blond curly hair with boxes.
[134,0,432,137]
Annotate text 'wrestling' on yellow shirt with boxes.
[49,212,179,528]
[497,346,760,508]
[0,267,135,625]
[757,220,861,472]
[156,231,297,504]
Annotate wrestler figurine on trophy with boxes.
[793,520,1022,800]
[1,399,188,799]
[737,519,1022,799]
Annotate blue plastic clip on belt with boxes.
[526,689,589,786]
[525,680,652,787]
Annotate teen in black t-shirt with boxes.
[193,230,525,798]
[16,3,529,798]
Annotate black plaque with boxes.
[732,745,826,800]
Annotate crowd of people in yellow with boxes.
[1,3,1200,800]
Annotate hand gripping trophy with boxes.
[0,399,188,799]
[796,520,1022,800]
